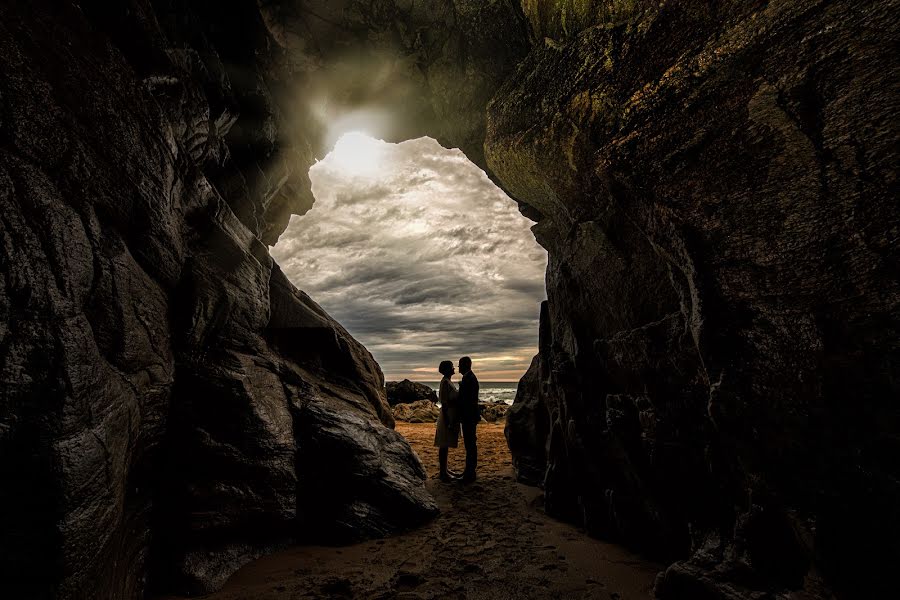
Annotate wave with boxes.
[416,381,517,405]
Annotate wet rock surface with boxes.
[386,379,439,406]
[0,2,434,598]
[493,2,900,598]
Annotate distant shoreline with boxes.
[385,380,520,385]
[388,380,518,406]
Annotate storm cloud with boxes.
[271,136,547,381]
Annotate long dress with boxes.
[433,377,460,448]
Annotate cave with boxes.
[1,1,897,599]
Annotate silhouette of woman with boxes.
[433,360,461,482]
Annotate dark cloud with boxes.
[272,136,547,380]
[502,277,547,296]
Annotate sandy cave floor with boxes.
[165,423,661,600]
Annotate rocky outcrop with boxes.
[493,2,899,599]
[504,303,552,486]
[392,400,443,423]
[393,400,510,424]
[0,2,435,598]
[386,379,438,406]
[479,401,511,423]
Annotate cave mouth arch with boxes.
[271,132,547,384]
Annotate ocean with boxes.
[416,381,518,405]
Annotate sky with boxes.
[270,133,547,382]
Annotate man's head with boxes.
[458,356,472,374]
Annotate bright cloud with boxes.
[271,135,547,381]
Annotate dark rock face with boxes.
[492,2,900,598]
[504,302,552,486]
[0,2,434,598]
[386,379,439,406]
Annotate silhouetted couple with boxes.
[433,356,480,483]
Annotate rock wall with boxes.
[0,1,439,597]
[493,1,899,598]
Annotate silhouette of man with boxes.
[457,356,480,482]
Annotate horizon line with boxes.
[384,379,521,383]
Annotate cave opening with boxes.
[270,131,547,383]
[270,130,546,474]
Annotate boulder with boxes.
[479,401,511,423]
[392,400,442,424]
[504,305,552,486]
[386,380,438,406]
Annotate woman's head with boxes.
[438,360,455,377]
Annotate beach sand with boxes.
[165,423,661,599]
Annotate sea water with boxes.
[418,381,518,405]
